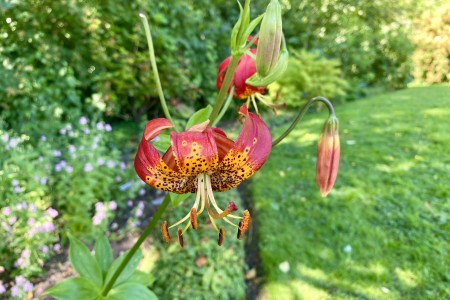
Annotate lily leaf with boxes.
[68,234,103,287]
[95,235,113,276]
[170,192,192,208]
[105,249,143,288]
[128,270,155,286]
[106,282,157,300]
[44,277,101,300]
[185,105,213,130]
[151,132,171,153]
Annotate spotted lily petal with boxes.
[134,119,197,193]
[211,105,272,191]
[170,128,219,177]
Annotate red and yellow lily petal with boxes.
[134,119,197,194]
[170,128,219,177]
[217,49,266,100]
[211,105,272,191]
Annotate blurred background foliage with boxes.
[1,0,449,131]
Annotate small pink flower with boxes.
[79,116,88,125]
[23,281,33,292]
[53,243,61,252]
[2,207,10,216]
[96,122,105,131]
[15,276,25,286]
[84,163,93,172]
[109,201,117,211]
[11,285,20,297]
[46,208,59,218]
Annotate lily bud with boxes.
[316,115,340,197]
[255,0,282,77]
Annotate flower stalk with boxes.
[272,96,335,147]
[139,13,178,131]
[101,194,171,296]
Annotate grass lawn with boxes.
[249,85,450,299]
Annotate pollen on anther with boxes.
[177,228,184,249]
[237,210,250,240]
[190,207,198,230]
[218,228,225,246]
[161,221,171,243]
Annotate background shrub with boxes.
[270,49,349,108]
[412,4,450,83]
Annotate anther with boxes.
[177,228,184,248]
[190,207,198,230]
[161,221,171,243]
[218,228,225,246]
[237,210,251,240]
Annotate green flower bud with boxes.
[256,0,282,76]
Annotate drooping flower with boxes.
[217,46,284,114]
[134,105,271,247]
[217,49,265,100]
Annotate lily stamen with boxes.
[190,208,198,230]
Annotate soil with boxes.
[238,181,265,300]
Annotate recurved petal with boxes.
[211,105,272,191]
[134,129,197,194]
[143,118,173,141]
[170,128,219,177]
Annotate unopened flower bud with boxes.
[316,115,340,197]
[246,0,288,88]
[256,0,282,77]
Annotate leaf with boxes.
[185,105,213,130]
[106,283,158,300]
[95,235,113,276]
[68,234,103,287]
[128,270,155,286]
[152,132,171,153]
[44,277,101,300]
[105,249,143,288]
[170,192,192,208]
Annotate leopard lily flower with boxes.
[134,105,271,247]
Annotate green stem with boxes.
[139,13,178,131]
[210,55,241,123]
[212,86,235,127]
[101,194,171,296]
[272,96,335,147]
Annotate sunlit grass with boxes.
[251,86,450,299]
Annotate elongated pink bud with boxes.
[316,116,340,197]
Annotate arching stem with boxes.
[272,96,335,147]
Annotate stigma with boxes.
[162,173,250,248]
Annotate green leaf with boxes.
[105,249,143,288]
[68,234,103,287]
[152,132,171,153]
[185,105,213,130]
[170,192,192,208]
[44,277,101,300]
[106,283,158,300]
[95,235,113,276]
[243,13,265,44]
[128,270,155,286]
